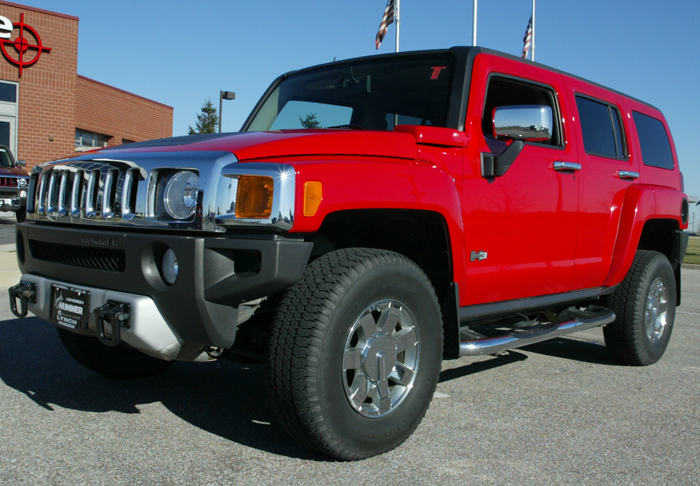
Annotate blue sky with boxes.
[23,0,700,228]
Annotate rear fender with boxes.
[604,185,685,287]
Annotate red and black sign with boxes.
[0,13,51,77]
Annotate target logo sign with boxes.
[0,13,51,77]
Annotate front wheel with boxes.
[604,250,677,365]
[268,249,443,460]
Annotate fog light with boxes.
[19,190,27,198]
[162,248,178,284]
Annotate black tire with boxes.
[57,328,174,379]
[603,250,676,365]
[268,248,443,460]
[15,207,26,223]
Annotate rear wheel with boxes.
[268,248,443,460]
[58,328,174,379]
[604,250,676,365]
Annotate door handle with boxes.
[616,170,640,180]
[553,161,581,172]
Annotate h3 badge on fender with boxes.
[470,250,488,262]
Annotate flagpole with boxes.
[472,0,477,46]
[395,0,400,53]
[531,0,535,61]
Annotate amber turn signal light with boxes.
[236,176,274,219]
[303,181,322,217]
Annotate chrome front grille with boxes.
[32,161,139,223]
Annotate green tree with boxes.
[188,98,219,135]
[299,113,321,129]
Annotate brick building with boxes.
[0,1,172,169]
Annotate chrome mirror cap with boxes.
[492,105,553,142]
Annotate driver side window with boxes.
[482,76,562,147]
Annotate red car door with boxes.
[461,54,579,305]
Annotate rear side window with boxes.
[632,111,674,169]
[576,96,626,159]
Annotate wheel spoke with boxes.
[392,362,415,386]
[657,301,667,315]
[379,396,391,414]
[378,304,401,333]
[358,313,377,337]
[394,327,418,353]
[350,373,369,408]
[343,348,362,370]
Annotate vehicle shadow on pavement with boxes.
[521,336,621,366]
[0,316,329,461]
[439,351,528,383]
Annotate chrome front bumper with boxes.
[16,274,206,362]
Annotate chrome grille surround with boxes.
[28,151,295,232]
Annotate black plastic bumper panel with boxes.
[16,223,313,349]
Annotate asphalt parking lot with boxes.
[0,222,698,485]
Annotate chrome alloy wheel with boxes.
[342,299,420,418]
[645,277,669,343]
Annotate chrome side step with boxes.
[459,308,615,357]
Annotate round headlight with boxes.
[18,178,28,187]
[162,248,178,284]
[163,171,199,220]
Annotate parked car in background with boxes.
[0,145,29,222]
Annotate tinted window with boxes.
[576,96,625,158]
[270,100,352,129]
[482,76,562,147]
[0,82,16,103]
[246,55,453,131]
[633,111,674,169]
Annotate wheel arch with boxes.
[304,208,461,358]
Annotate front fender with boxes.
[289,157,467,285]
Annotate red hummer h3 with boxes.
[9,47,690,460]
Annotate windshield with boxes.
[245,54,454,132]
[0,147,14,167]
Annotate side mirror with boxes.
[482,105,553,178]
[492,105,552,142]
[17,160,26,167]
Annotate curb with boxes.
[683,263,700,271]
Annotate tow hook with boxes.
[8,282,36,318]
[93,301,131,347]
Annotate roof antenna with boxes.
[333,57,336,62]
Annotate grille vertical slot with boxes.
[84,169,99,218]
[70,170,83,217]
[121,168,138,221]
[57,171,69,216]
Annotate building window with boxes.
[75,129,111,151]
[121,138,135,144]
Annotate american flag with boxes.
[521,15,533,59]
[375,0,396,49]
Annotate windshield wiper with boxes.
[326,125,364,130]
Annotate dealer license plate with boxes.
[50,284,91,330]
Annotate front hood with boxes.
[0,166,27,176]
[97,130,418,162]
